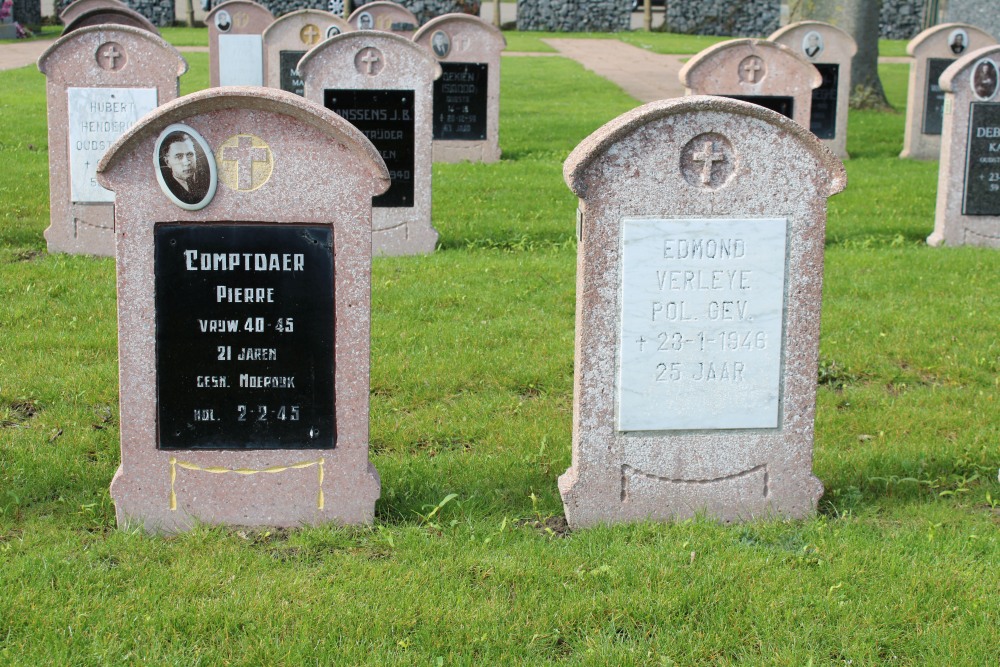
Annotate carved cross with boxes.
[222,136,269,190]
[102,45,122,69]
[692,141,725,185]
[360,49,380,75]
[742,58,762,83]
[301,24,320,45]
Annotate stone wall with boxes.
[880,0,924,40]
[944,0,1000,40]
[353,0,481,26]
[664,0,779,37]
[516,0,630,33]
[128,0,174,26]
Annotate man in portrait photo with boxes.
[803,32,823,59]
[159,132,209,205]
[357,12,373,30]
[432,30,451,58]
[950,30,967,55]
[215,9,231,32]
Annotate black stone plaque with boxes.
[809,63,838,140]
[724,95,794,120]
[922,57,954,135]
[962,102,1000,215]
[154,223,336,450]
[433,62,488,141]
[279,50,306,97]
[324,89,414,208]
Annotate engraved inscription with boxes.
[618,217,787,431]
[962,102,1000,216]
[680,133,734,190]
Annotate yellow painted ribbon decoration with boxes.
[169,457,325,511]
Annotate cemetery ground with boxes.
[1,30,998,665]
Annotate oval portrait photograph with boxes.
[154,124,218,211]
[802,30,823,59]
[431,30,451,58]
[215,9,232,32]
[948,28,968,55]
[357,11,373,30]
[971,57,998,101]
[325,24,341,39]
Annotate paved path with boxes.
[543,38,688,102]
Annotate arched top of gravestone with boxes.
[413,13,506,61]
[97,87,390,197]
[62,5,159,36]
[348,1,418,32]
[938,43,1000,97]
[768,20,857,61]
[564,95,846,200]
[298,30,442,83]
[207,0,274,34]
[261,8,351,44]
[38,23,186,82]
[59,0,124,25]
[906,22,995,58]
[679,38,822,94]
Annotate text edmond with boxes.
[183,250,305,272]
[663,238,746,260]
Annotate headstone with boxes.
[37,25,186,256]
[679,39,821,132]
[61,5,160,36]
[900,22,995,160]
[0,0,15,39]
[559,96,846,528]
[414,13,505,164]
[348,1,419,37]
[768,21,856,160]
[299,31,441,255]
[262,9,351,97]
[207,0,274,88]
[97,88,390,532]
[59,0,125,26]
[928,44,1000,247]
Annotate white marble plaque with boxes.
[618,217,788,431]
[219,34,264,87]
[67,87,158,203]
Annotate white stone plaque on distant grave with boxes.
[618,217,787,431]
[67,87,158,202]
[219,34,264,86]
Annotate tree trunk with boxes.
[186,0,195,27]
[791,0,891,110]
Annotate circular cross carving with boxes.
[300,23,321,46]
[738,55,766,84]
[680,133,735,190]
[217,134,274,192]
[355,47,384,76]
[96,42,126,71]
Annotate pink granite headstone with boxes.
[299,31,441,255]
[97,88,389,532]
[559,96,846,528]
[679,39,822,132]
[769,21,856,160]
[929,44,1000,248]
[207,0,274,88]
[900,22,995,160]
[348,1,418,37]
[262,9,352,96]
[61,5,159,36]
[414,14,505,164]
[59,0,125,26]
[37,25,186,256]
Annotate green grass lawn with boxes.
[0,33,997,665]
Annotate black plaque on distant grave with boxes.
[154,223,336,450]
[724,95,794,120]
[962,102,1000,215]
[279,50,306,97]
[324,89,415,208]
[922,57,954,135]
[433,62,488,141]
[809,63,838,140]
